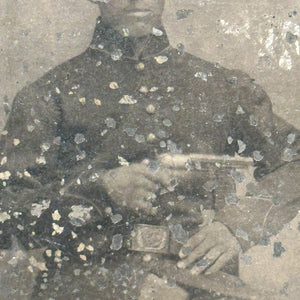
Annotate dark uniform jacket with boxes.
[0,18,299,299]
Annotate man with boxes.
[0,0,299,298]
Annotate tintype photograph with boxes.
[0,0,299,299]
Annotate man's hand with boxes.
[177,220,241,275]
[102,161,187,214]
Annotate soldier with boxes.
[0,0,299,298]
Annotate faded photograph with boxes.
[0,1,299,299]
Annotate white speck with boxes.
[253,151,264,161]
[80,254,87,261]
[71,231,78,239]
[76,151,86,161]
[118,155,129,166]
[279,50,292,70]
[13,138,20,146]
[236,105,245,115]
[74,133,86,144]
[110,234,123,250]
[227,136,234,144]
[195,71,208,81]
[249,114,259,126]
[74,269,81,276]
[139,86,148,93]
[101,129,108,136]
[265,28,275,55]
[143,254,152,262]
[41,143,51,152]
[172,105,180,112]
[213,114,225,123]
[105,207,112,215]
[45,249,52,257]
[124,127,137,137]
[17,224,24,231]
[167,86,175,93]
[0,171,11,180]
[79,97,86,105]
[282,148,297,162]
[163,119,172,127]
[68,205,93,227]
[150,87,158,92]
[111,49,123,61]
[105,117,116,128]
[29,256,47,271]
[36,156,46,165]
[24,170,31,177]
[135,134,146,143]
[94,99,102,106]
[27,125,35,132]
[55,87,61,94]
[52,223,64,235]
[52,210,61,221]
[154,56,168,64]
[77,243,85,252]
[135,62,145,71]
[146,104,156,114]
[0,212,11,223]
[237,140,246,153]
[122,27,130,37]
[160,140,167,148]
[109,82,119,89]
[89,172,100,182]
[119,95,137,105]
[55,250,61,257]
[86,245,94,252]
[295,40,300,55]
[287,133,296,144]
[147,133,156,142]
[152,27,163,36]
[110,214,123,224]
[53,136,61,145]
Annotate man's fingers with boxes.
[190,246,224,275]
[179,231,207,259]
[138,161,188,185]
[133,176,160,193]
[130,188,155,212]
[204,251,233,275]
[177,239,216,269]
[144,168,187,188]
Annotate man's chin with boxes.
[129,25,154,37]
[114,23,154,38]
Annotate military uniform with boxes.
[0,18,299,299]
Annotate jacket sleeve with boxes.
[215,77,299,249]
[0,81,110,258]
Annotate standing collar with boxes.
[90,17,170,60]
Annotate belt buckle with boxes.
[129,224,170,254]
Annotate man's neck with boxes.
[90,17,170,60]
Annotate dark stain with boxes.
[176,9,193,20]
[288,10,297,17]
[273,242,286,257]
[286,31,298,44]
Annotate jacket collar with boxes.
[90,17,170,60]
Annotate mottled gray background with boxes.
[1,0,299,130]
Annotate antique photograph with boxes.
[0,0,299,299]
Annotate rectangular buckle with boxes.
[129,224,170,254]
